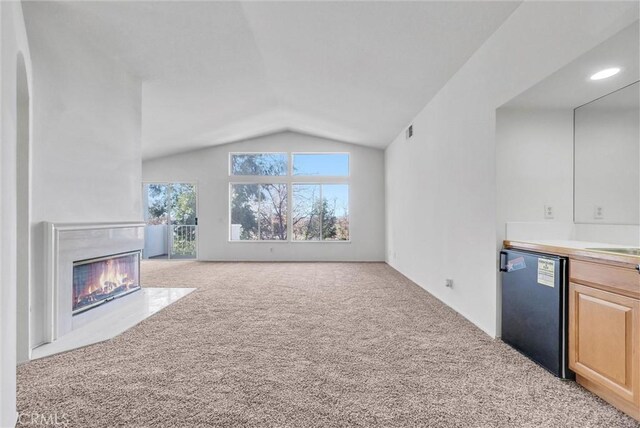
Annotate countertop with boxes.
[504,239,640,267]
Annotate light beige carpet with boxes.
[17,261,639,427]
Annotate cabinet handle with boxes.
[499,251,508,272]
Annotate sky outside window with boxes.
[293,154,349,176]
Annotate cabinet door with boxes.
[569,282,639,407]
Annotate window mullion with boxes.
[258,184,262,240]
[319,184,323,241]
[287,183,292,242]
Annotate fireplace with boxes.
[72,251,141,315]
[45,222,145,342]
[36,222,193,358]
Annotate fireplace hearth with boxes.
[37,222,192,358]
[72,251,141,315]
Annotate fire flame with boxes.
[79,259,134,300]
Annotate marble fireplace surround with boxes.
[44,222,145,343]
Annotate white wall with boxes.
[144,224,168,258]
[385,1,639,337]
[496,108,574,242]
[496,107,640,247]
[23,6,143,347]
[0,3,32,426]
[143,132,385,261]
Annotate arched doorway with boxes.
[16,52,31,363]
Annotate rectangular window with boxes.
[230,184,288,241]
[230,153,288,176]
[292,153,349,176]
[292,184,349,241]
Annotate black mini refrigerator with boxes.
[500,249,574,379]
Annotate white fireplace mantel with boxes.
[44,221,145,343]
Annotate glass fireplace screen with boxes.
[72,251,141,315]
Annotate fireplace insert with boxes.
[72,251,141,315]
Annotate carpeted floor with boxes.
[17,261,639,427]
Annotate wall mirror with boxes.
[574,81,640,225]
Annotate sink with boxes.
[586,247,640,256]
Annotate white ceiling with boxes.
[23,1,521,159]
[503,20,639,109]
[578,81,639,110]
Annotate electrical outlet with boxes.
[445,279,454,288]
[594,206,604,220]
[544,205,554,219]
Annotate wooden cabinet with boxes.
[569,262,640,421]
[504,240,640,421]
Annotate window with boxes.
[230,184,287,241]
[292,153,349,176]
[229,152,349,242]
[292,184,349,241]
[231,153,288,176]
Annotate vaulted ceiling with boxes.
[23,1,520,159]
[504,21,639,109]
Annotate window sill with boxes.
[228,240,289,243]
[227,240,351,244]
[290,240,351,244]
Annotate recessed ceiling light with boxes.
[590,67,621,80]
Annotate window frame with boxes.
[229,152,289,177]
[228,152,351,243]
[291,152,350,178]
[290,182,350,243]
